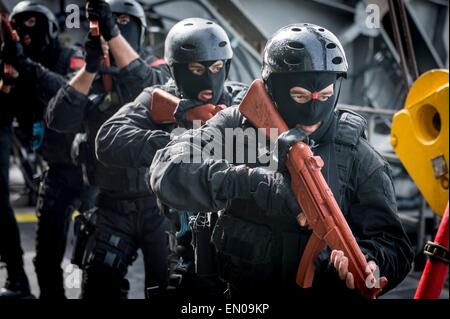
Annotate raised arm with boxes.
[86,1,170,100]
[86,0,145,71]
[3,39,82,105]
[150,107,300,216]
[118,59,171,102]
[45,35,105,133]
[95,89,171,168]
[149,107,242,212]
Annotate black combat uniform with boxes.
[0,94,28,298]
[46,56,171,299]
[149,24,414,299]
[96,79,247,295]
[47,0,173,298]
[96,17,249,297]
[150,107,414,297]
[0,2,94,299]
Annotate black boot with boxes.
[0,267,35,299]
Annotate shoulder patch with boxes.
[70,57,86,70]
[150,59,166,67]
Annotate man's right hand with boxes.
[185,104,225,125]
[220,165,299,217]
[86,1,120,41]
[174,99,225,128]
[248,167,301,217]
[275,127,308,172]
[84,36,104,73]
[1,38,26,67]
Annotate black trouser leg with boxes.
[0,127,31,298]
[140,209,170,295]
[0,127,25,272]
[80,204,136,299]
[81,264,125,299]
[34,164,94,299]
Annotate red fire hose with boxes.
[414,203,449,299]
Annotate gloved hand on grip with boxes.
[249,167,301,217]
[275,127,309,172]
[86,0,120,41]
[219,165,301,218]
[174,98,225,128]
[84,35,104,73]
[186,104,225,125]
[1,37,26,67]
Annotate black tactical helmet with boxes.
[107,0,147,44]
[164,18,233,66]
[10,1,58,39]
[262,23,348,80]
[107,0,147,27]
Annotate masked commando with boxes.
[95,18,248,297]
[149,24,414,298]
[0,1,96,299]
[46,0,170,299]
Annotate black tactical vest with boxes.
[212,110,368,286]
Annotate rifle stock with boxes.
[150,88,179,124]
[150,88,225,125]
[239,79,383,298]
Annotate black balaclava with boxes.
[13,12,53,61]
[116,15,141,53]
[172,61,227,105]
[269,71,338,129]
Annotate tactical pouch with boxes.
[71,208,97,268]
[212,214,275,283]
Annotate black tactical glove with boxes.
[275,127,309,172]
[84,36,103,73]
[0,61,16,86]
[86,1,120,41]
[1,38,26,67]
[175,99,225,128]
[249,167,301,217]
[174,99,204,128]
[220,165,300,217]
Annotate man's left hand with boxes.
[330,249,388,292]
[86,0,120,41]
[2,40,26,66]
